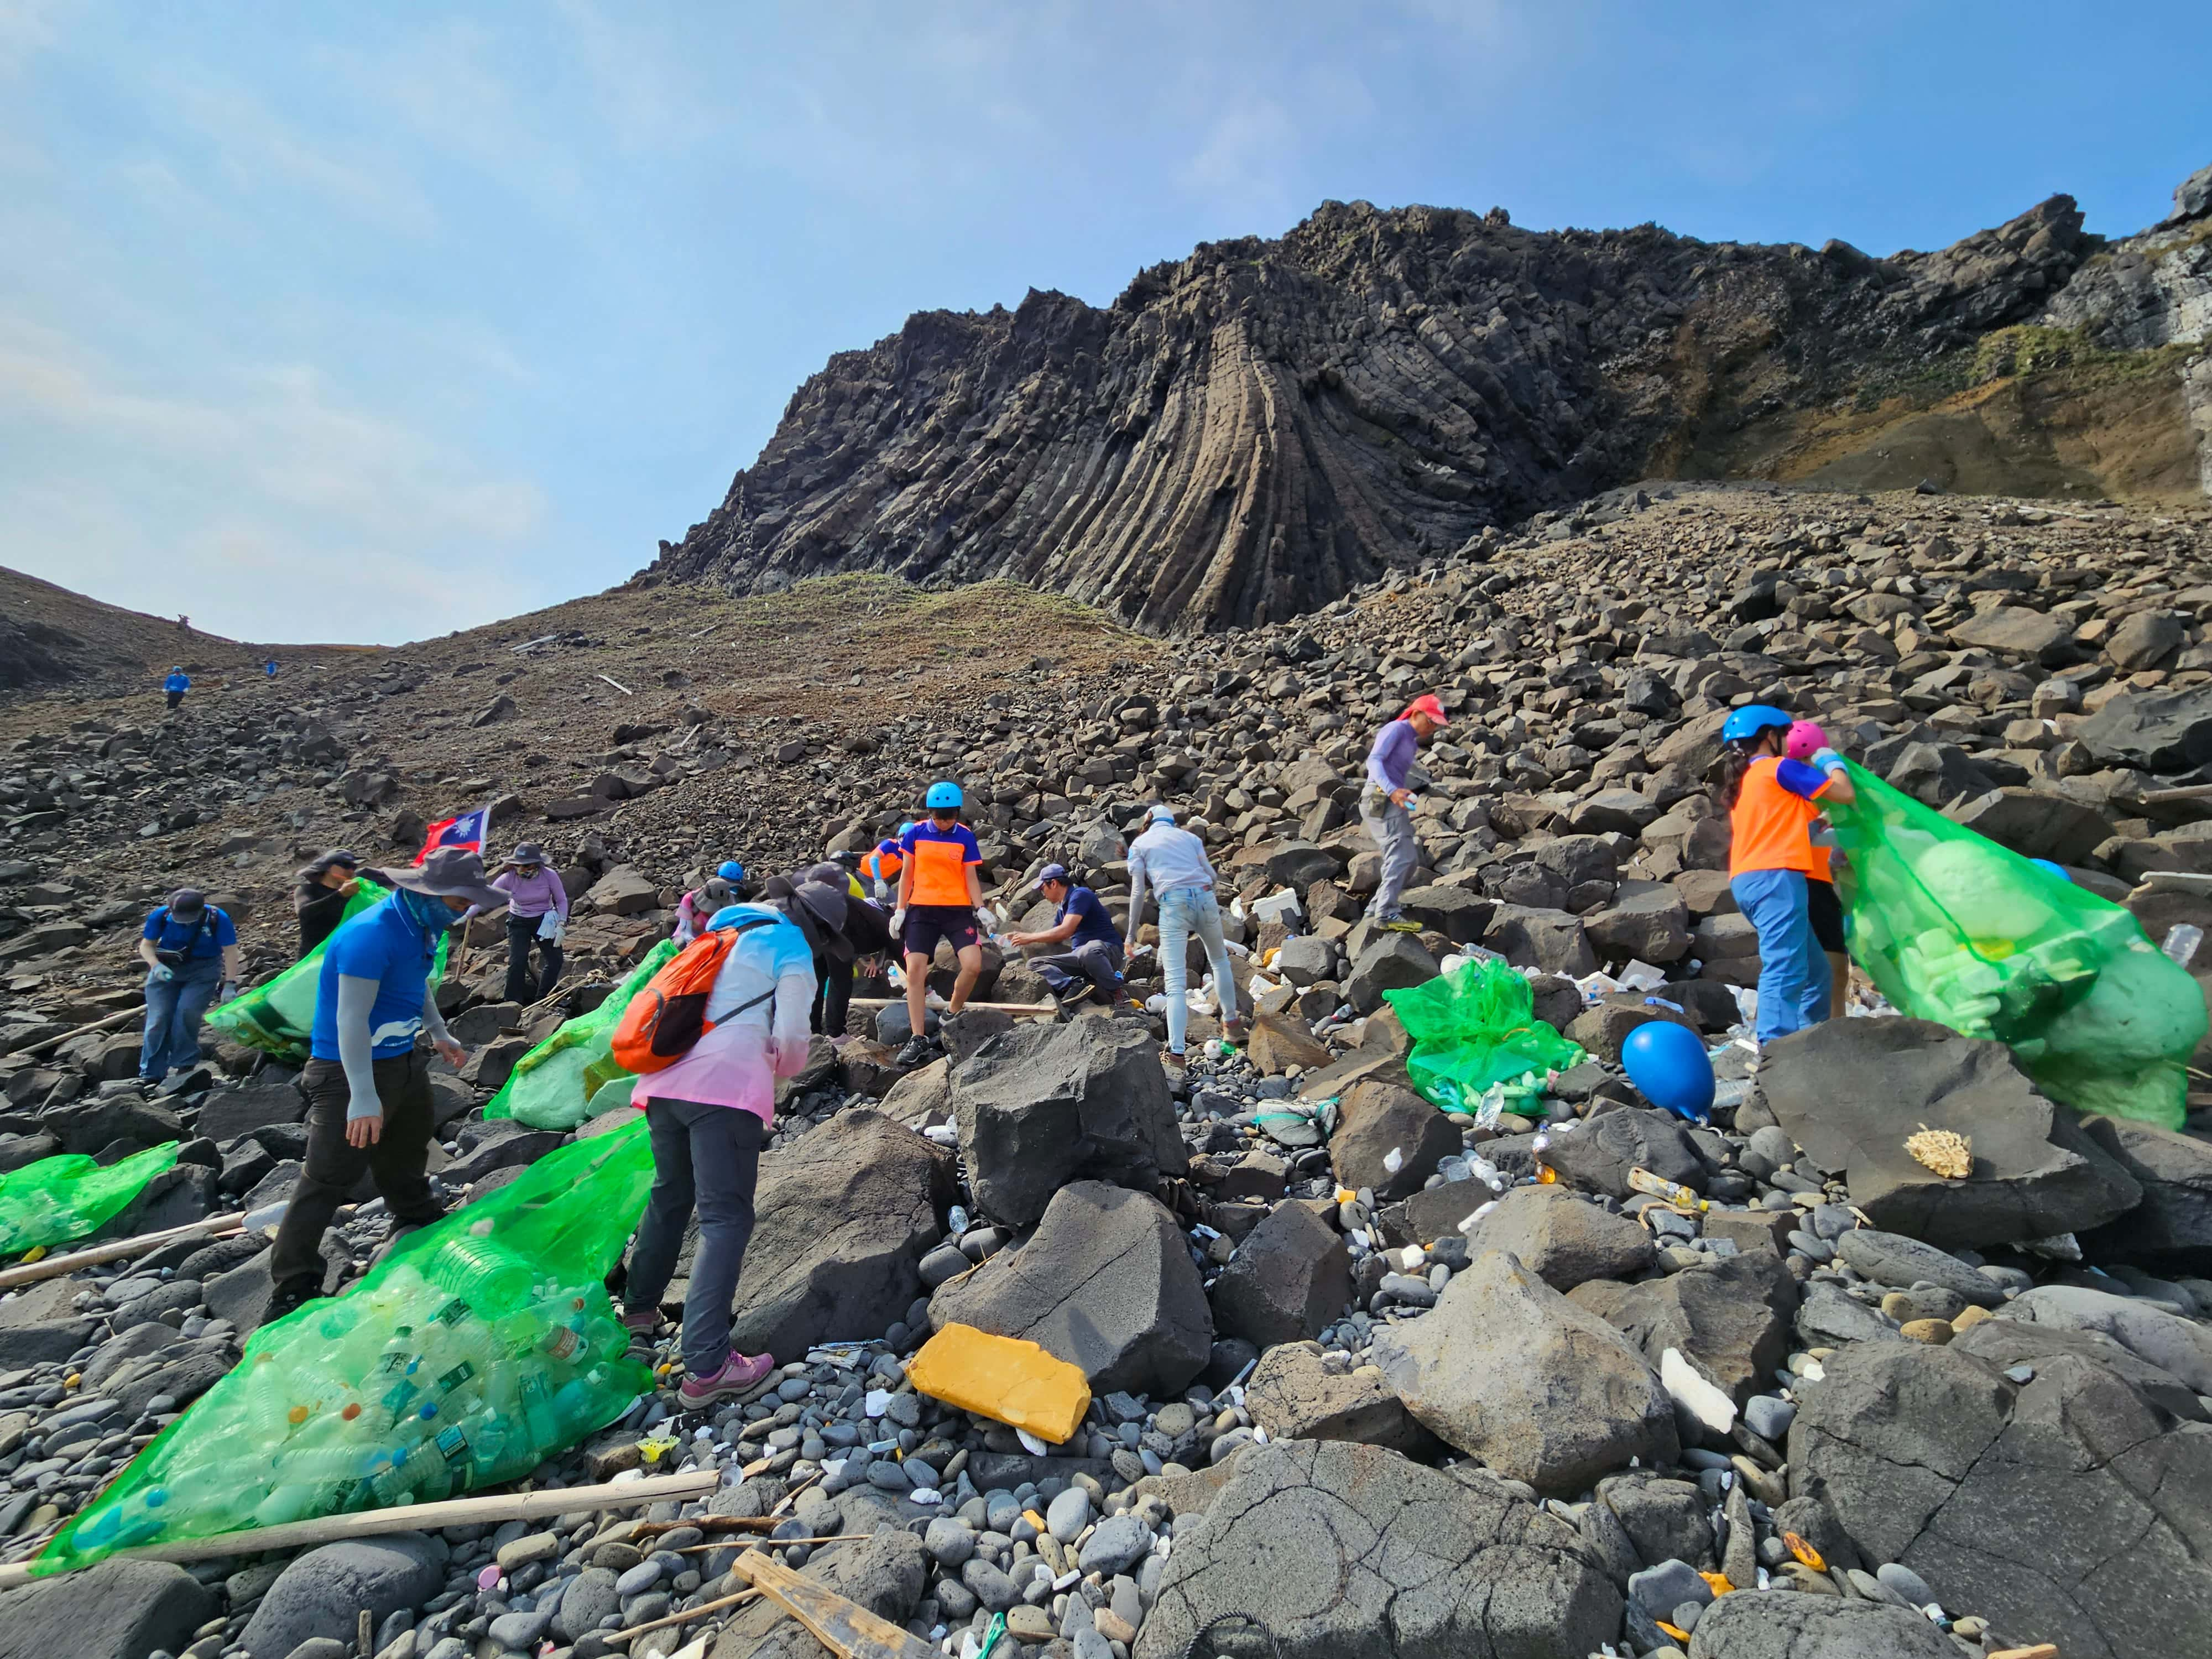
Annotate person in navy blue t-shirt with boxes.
[135,888,241,1083]
[1008,863,1126,1008]
[265,848,503,1322]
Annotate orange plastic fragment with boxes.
[1655,1620,1691,1643]
[1699,1570,1735,1597]
[908,1322,1091,1444]
[1783,1530,1827,1571]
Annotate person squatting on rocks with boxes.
[292,848,361,960]
[481,842,569,1005]
[163,666,190,711]
[891,782,985,1065]
[1719,704,1855,1047]
[1361,692,1450,932]
[264,849,495,1322]
[1126,802,1246,1065]
[137,887,242,1085]
[766,862,893,1039]
[619,900,817,1405]
[674,860,746,945]
[1788,719,1855,1019]
[1009,862,1126,1010]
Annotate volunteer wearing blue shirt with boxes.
[135,889,242,1084]
[1009,863,1126,1008]
[265,848,502,1322]
[163,667,190,711]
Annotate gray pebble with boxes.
[1877,1562,1936,1608]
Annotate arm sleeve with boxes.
[1125,849,1149,927]
[420,982,452,1045]
[333,975,385,1121]
[773,968,814,1051]
[550,874,571,921]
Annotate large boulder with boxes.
[240,1535,448,1658]
[725,1109,956,1363]
[1373,1250,1678,1494]
[1568,1250,1799,1409]
[1542,1106,1708,1199]
[1686,1590,1960,1658]
[1132,1439,1623,1659]
[1244,1009,1332,1074]
[1992,1283,2212,1394]
[39,1093,183,1156]
[0,1277,97,1367]
[929,1181,1212,1396]
[197,1068,306,1143]
[1582,883,1693,964]
[1949,788,2113,865]
[2075,682,2212,773]
[1209,1201,1353,1348]
[1243,1343,1439,1457]
[1833,1229,2004,1308]
[0,1558,214,1659]
[1328,1079,1459,1201]
[1345,933,1438,1015]
[951,1017,1187,1227]
[1482,904,1597,976]
[1791,1339,2212,1659]
[1757,1018,2140,1247]
[2077,1114,2212,1272]
[1460,1185,1655,1292]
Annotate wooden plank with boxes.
[732,1550,939,1658]
[848,998,1057,1015]
[0,1468,717,1586]
[13,1005,140,1060]
[0,1214,248,1290]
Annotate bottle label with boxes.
[436,1425,471,1462]
[432,1298,473,1326]
[437,1361,477,1394]
[540,1326,582,1362]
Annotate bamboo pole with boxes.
[14,1005,140,1061]
[0,1468,718,1587]
[0,1214,248,1290]
[847,998,1057,1015]
[608,1587,761,1644]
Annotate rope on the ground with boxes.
[1179,1611,1285,1658]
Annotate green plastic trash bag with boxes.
[1827,760,2206,1128]
[484,941,677,1130]
[0,1142,181,1257]
[205,882,451,1067]
[1383,957,1585,1114]
[38,1119,656,1574]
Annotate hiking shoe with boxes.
[1380,918,1423,934]
[264,1275,320,1325]
[1221,1016,1249,1042]
[895,1036,934,1067]
[1162,1049,1187,1073]
[679,1350,776,1407]
[619,1304,661,1339]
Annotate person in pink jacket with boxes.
[620,902,816,1405]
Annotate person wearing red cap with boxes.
[1361,694,1449,932]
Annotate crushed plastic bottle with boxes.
[2163,924,2203,969]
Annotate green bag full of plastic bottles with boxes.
[1826,760,2206,1128]
[37,1117,656,1574]
[0,1142,181,1258]
[204,883,450,1067]
[1383,957,1585,1114]
[483,941,678,1130]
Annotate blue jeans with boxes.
[625,1098,764,1376]
[1159,885,1239,1055]
[1731,869,1831,1046]
[140,958,221,1080]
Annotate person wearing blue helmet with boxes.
[675,859,749,945]
[1718,704,1856,1049]
[893,782,984,1064]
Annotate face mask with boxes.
[394,886,452,936]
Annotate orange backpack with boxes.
[612,919,776,1073]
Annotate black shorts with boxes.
[1806,878,1846,953]
[903,905,979,958]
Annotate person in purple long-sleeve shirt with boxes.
[1361,693,1451,929]
[485,841,571,1003]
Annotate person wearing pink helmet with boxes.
[1787,719,1853,1017]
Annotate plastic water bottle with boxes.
[2163,924,2203,969]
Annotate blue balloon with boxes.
[1620,1020,1715,1123]
[2029,858,2072,883]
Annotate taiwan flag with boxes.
[415,805,492,864]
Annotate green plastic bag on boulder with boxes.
[204,882,450,1066]
[0,1142,181,1257]
[484,940,677,1130]
[1827,760,2205,1128]
[37,1118,655,1574]
[1383,957,1584,1114]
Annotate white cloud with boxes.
[163,77,437,236]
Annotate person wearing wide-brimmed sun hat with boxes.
[485,841,570,1004]
[264,847,504,1324]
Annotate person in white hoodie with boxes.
[619,902,817,1406]
[1126,804,1246,1067]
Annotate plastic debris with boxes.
[1828,761,2206,1128]
[0,1142,181,1258]
[483,941,679,1129]
[907,1323,1092,1445]
[1905,1124,1973,1179]
[1383,957,1584,1114]
[38,1119,658,1574]
[205,881,446,1065]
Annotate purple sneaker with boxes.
[679,1349,775,1407]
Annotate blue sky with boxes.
[2,2,2204,646]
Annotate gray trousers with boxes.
[624,1099,765,1376]
[1361,790,1418,919]
[1036,939,1125,1003]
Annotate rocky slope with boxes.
[6,480,2212,1659]
[647,166,2212,632]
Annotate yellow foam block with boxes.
[907,1322,1091,1445]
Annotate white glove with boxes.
[538,913,565,943]
[891,907,907,936]
[1812,747,1847,776]
[151,963,176,983]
